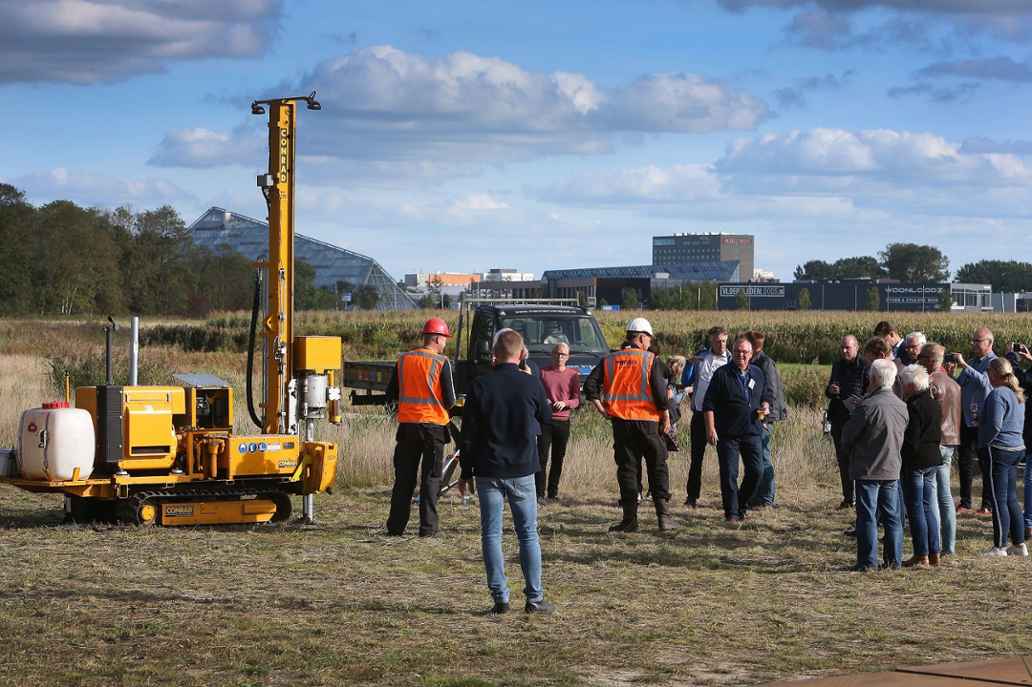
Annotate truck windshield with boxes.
[498,316,608,354]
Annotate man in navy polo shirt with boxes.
[703,336,774,523]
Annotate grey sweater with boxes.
[841,388,909,481]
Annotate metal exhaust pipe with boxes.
[129,316,140,386]
[104,316,117,385]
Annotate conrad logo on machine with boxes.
[278,127,289,183]
[165,504,194,517]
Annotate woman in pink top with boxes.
[537,342,581,500]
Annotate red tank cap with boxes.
[42,401,70,409]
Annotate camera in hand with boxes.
[944,353,958,364]
[1013,342,1026,352]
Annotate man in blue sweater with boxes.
[461,329,554,614]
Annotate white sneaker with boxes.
[982,546,1009,557]
[1007,543,1029,557]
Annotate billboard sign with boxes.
[719,284,786,298]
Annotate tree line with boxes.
[794,243,951,283]
[0,183,372,318]
[794,243,1032,292]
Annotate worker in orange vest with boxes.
[584,318,674,532]
[384,317,456,536]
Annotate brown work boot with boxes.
[928,552,940,567]
[655,498,678,531]
[902,555,930,568]
[609,500,639,533]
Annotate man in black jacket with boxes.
[461,330,555,614]
[826,335,867,509]
[703,336,774,523]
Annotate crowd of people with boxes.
[381,316,1031,610]
[827,323,1031,570]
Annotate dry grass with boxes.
[3,484,1032,687]
[2,317,1032,686]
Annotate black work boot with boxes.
[655,498,678,531]
[609,500,639,532]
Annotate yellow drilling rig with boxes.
[0,93,343,526]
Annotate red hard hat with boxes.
[422,317,451,337]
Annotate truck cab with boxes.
[454,301,608,393]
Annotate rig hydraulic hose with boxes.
[246,266,264,430]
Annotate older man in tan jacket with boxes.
[919,343,962,556]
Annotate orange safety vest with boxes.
[603,348,662,422]
[396,347,450,426]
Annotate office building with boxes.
[652,233,754,283]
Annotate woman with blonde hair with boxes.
[979,357,1027,557]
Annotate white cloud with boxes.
[7,167,196,209]
[149,127,261,168]
[0,1,282,84]
[714,128,1032,189]
[536,164,722,205]
[149,45,769,172]
[447,193,510,218]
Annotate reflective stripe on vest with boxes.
[397,348,450,425]
[603,349,661,421]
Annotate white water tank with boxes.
[17,402,96,481]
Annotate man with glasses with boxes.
[950,327,996,514]
[901,332,927,368]
[702,336,774,523]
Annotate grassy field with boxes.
[1,313,1032,686]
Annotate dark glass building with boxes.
[189,207,416,310]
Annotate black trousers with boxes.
[613,419,669,505]
[958,424,988,509]
[830,420,854,504]
[716,434,764,519]
[386,423,448,535]
[536,420,571,498]
[686,411,710,503]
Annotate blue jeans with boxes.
[855,479,903,570]
[751,425,776,506]
[1023,450,1032,530]
[985,446,1026,548]
[936,446,957,555]
[476,475,543,605]
[902,466,941,557]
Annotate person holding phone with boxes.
[951,327,997,514]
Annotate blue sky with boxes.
[3,0,1032,282]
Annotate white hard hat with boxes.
[626,317,654,337]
